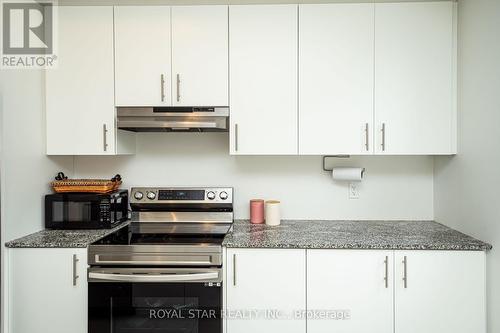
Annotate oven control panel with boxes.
[130,187,233,204]
[158,189,205,201]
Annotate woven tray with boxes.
[51,173,122,194]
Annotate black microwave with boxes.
[45,190,128,229]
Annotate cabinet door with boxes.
[226,249,306,333]
[46,6,115,155]
[374,2,455,154]
[299,4,375,155]
[307,250,393,333]
[9,248,88,333]
[114,6,171,106]
[229,5,298,155]
[171,6,228,106]
[395,251,486,333]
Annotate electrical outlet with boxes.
[349,182,360,199]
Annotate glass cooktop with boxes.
[93,223,227,246]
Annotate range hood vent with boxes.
[117,107,229,132]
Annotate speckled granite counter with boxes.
[5,220,492,250]
[222,220,492,251]
[5,221,130,248]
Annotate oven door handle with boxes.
[94,257,214,266]
[88,271,219,283]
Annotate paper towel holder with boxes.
[322,155,351,171]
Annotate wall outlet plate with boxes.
[349,182,360,199]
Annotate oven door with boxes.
[88,268,222,333]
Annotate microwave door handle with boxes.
[88,271,219,283]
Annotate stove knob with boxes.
[207,191,216,200]
[219,191,228,200]
[147,191,156,200]
[134,191,144,200]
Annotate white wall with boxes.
[0,70,73,333]
[434,0,500,332]
[0,71,73,241]
[74,133,434,220]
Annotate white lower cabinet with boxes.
[307,250,394,333]
[225,249,306,333]
[8,248,88,333]
[225,249,485,333]
[394,251,486,333]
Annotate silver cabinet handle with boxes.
[233,254,236,286]
[72,254,79,286]
[402,256,407,288]
[365,123,370,151]
[384,256,389,288]
[102,124,108,152]
[176,74,181,102]
[234,123,239,152]
[160,74,166,102]
[381,123,386,151]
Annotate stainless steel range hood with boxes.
[117,107,229,132]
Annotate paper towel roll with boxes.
[331,167,365,181]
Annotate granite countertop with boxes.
[222,220,492,251]
[5,219,492,251]
[5,221,130,248]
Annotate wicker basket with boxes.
[51,173,122,194]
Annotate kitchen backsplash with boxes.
[73,133,434,220]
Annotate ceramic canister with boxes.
[250,199,265,224]
[265,200,281,226]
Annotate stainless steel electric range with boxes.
[88,187,233,333]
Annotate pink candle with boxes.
[250,199,265,224]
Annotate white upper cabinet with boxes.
[394,251,486,333]
[374,2,456,155]
[46,6,116,155]
[46,3,456,156]
[172,6,228,107]
[307,250,394,333]
[299,4,375,155]
[229,5,298,155]
[226,249,306,333]
[114,6,172,107]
